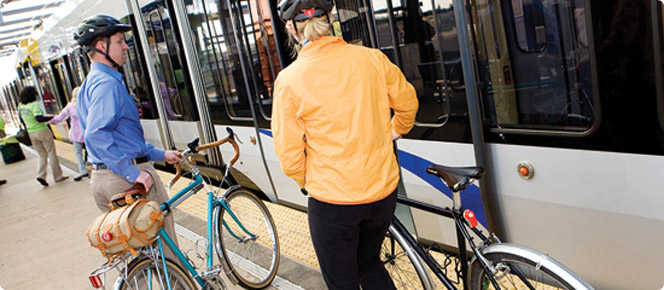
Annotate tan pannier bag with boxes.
[85,184,164,260]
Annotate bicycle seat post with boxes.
[453,189,462,210]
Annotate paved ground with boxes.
[0,145,324,290]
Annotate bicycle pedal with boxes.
[203,272,226,290]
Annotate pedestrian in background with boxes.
[50,87,89,181]
[18,86,68,187]
[272,0,418,288]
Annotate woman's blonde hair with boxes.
[71,87,80,103]
[294,15,331,42]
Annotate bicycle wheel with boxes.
[117,256,196,290]
[469,244,593,290]
[380,225,434,290]
[216,188,280,289]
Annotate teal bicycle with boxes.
[89,128,280,289]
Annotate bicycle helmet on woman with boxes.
[278,0,333,22]
[73,15,131,68]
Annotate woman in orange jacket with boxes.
[272,0,418,288]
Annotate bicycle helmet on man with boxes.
[73,15,131,69]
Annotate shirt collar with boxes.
[91,62,124,82]
[298,36,346,58]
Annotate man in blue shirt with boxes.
[74,15,182,243]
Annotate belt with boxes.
[91,156,149,170]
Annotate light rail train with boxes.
[1,0,662,288]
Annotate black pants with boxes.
[308,190,397,290]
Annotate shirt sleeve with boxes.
[145,142,165,162]
[381,52,419,135]
[84,81,142,182]
[271,80,307,188]
[50,104,72,124]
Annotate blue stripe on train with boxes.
[396,150,487,228]
[258,129,488,227]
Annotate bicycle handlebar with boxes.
[170,134,240,186]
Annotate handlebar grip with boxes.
[196,137,240,166]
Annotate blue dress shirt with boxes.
[78,62,165,182]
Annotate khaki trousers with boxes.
[29,129,64,181]
[90,162,179,253]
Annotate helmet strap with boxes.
[103,36,123,70]
[88,36,122,70]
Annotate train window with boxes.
[188,0,253,121]
[123,31,159,120]
[335,0,374,46]
[188,0,280,124]
[510,0,547,53]
[371,0,467,135]
[240,0,281,121]
[146,9,188,121]
[472,0,595,133]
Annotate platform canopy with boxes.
[0,0,70,58]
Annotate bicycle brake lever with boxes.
[225,127,243,144]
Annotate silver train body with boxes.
[1,0,662,288]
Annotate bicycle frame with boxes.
[152,171,258,289]
[393,195,496,290]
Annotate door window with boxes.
[471,0,595,132]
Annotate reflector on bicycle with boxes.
[89,274,103,288]
[101,232,113,242]
[464,209,478,228]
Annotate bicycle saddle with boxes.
[426,164,485,192]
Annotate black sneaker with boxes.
[37,177,49,187]
[73,173,89,181]
[0,179,6,185]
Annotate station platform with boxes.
[0,140,326,290]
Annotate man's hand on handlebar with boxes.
[165,150,183,164]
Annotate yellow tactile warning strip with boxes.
[53,140,321,270]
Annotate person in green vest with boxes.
[18,86,68,187]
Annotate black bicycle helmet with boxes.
[279,0,333,22]
[74,15,131,47]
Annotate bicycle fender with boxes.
[471,243,595,290]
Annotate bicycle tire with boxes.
[469,243,594,290]
[381,224,435,290]
[116,256,196,290]
[216,188,280,289]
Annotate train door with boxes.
[177,0,282,201]
[227,0,285,202]
[135,0,202,151]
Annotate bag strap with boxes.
[109,184,147,210]
[19,114,27,130]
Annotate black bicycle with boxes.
[381,164,594,290]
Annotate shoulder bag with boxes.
[85,184,164,261]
